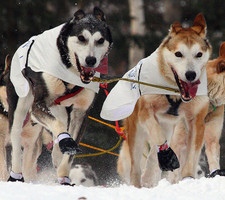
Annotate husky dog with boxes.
[0,56,44,182]
[101,14,212,187]
[69,164,98,186]
[169,42,225,182]
[205,42,225,177]
[7,7,112,185]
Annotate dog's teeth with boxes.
[81,75,85,80]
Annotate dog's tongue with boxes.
[94,57,108,74]
[182,79,200,98]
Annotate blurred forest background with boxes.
[0,0,225,185]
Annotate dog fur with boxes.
[0,56,45,182]
[168,41,225,183]
[69,164,98,186]
[117,14,212,187]
[7,7,112,185]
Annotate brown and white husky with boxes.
[117,14,212,187]
[168,42,225,183]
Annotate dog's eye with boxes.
[196,52,203,58]
[97,38,105,45]
[175,51,183,57]
[78,35,86,42]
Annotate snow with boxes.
[1,176,225,200]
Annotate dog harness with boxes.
[100,49,208,121]
[10,24,101,98]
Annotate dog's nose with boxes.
[185,71,196,81]
[85,56,96,67]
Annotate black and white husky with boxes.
[7,7,112,185]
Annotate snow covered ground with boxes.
[1,176,225,200]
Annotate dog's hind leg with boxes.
[0,116,9,181]
[7,89,34,182]
[125,112,147,188]
[21,124,43,182]
[117,140,131,184]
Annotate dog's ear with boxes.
[219,42,225,57]
[4,54,11,72]
[93,7,106,21]
[216,60,225,73]
[73,9,85,21]
[192,13,206,37]
[170,22,183,34]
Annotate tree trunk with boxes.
[128,0,145,69]
[163,0,181,24]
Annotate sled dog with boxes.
[7,7,112,185]
[114,14,211,187]
[169,41,225,182]
[205,42,225,177]
[69,164,98,186]
[0,55,45,182]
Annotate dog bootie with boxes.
[8,171,24,182]
[56,132,82,155]
[208,169,225,178]
[157,141,180,171]
[58,176,75,186]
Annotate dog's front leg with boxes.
[141,142,161,188]
[143,114,180,173]
[23,68,80,155]
[182,101,209,178]
[32,101,81,156]
[55,108,88,184]
[205,105,224,177]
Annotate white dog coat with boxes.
[100,49,207,121]
[10,24,100,98]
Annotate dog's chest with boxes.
[165,95,182,116]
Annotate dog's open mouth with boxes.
[75,54,96,84]
[75,54,108,84]
[79,66,95,83]
[171,68,200,102]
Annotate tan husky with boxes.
[205,42,225,176]
[169,42,225,183]
[117,14,212,187]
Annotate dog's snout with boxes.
[185,71,196,81]
[85,56,96,67]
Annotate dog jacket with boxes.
[10,24,100,98]
[100,49,208,121]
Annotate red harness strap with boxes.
[54,87,84,105]
[100,83,126,140]
[23,113,30,127]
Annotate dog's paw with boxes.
[58,176,75,186]
[208,169,225,178]
[57,133,82,155]
[8,171,24,182]
[157,142,180,171]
